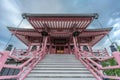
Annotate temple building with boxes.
[0,13,120,80]
[8,13,111,54]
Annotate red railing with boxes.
[74,48,120,80]
[92,48,109,57]
[73,36,120,80]
[0,37,48,80]
[0,48,46,80]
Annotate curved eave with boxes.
[7,26,112,47]
[7,27,36,31]
[88,28,112,46]
[7,27,42,46]
[78,28,112,46]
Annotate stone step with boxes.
[35,66,85,68]
[31,70,90,73]
[34,67,86,69]
[40,61,80,62]
[33,67,88,70]
[29,72,91,75]
[27,73,94,78]
[43,59,78,61]
[37,63,83,65]
[30,71,90,74]
[45,54,75,56]
[25,78,96,80]
[44,56,76,58]
[41,58,79,60]
[25,54,95,80]
[35,64,85,67]
[39,61,81,63]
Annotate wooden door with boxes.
[56,46,64,54]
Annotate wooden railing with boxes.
[0,37,48,80]
[0,48,46,80]
[74,49,120,80]
[72,37,120,80]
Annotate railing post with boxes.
[113,51,120,66]
[104,48,109,56]
[9,47,15,55]
[0,52,9,71]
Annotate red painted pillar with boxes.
[42,36,48,54]
[89,45,94,56]
[113,52,120,66]
[73,37,79,56]
[104,48,109,56]
[0,52,9,71]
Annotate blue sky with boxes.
[0,0,120,52]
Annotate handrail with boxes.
[76,50,120,80]
[0,51,9,71]
[0,36,48,80]
[0,52,3,55]
[0,48,46,80]
[8,50,37,61]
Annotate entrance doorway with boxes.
[56,46,64,54]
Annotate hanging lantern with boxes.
[72,31,80,37]
[41,31,48,36]
[110,44,117,52]
[5,44,13,51]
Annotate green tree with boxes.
[117,46,120,51]
[101,58,120,77]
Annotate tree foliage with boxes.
[101,58,120,76]
[117,46,120,51]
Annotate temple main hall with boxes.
[8,13,111,54]
[0,13,120,80]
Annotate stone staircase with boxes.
[25,54,96,80]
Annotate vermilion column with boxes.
[73,37,79,55]
[42,36,48,53]
[0,52,9,71]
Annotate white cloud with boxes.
[106,16,120,47]
[16,0,64,13]
[112,12,120,16]
[0,40,7,51]
[0,0,22,28]
[110,23,120,40]
[19,19,33,28]
[72,0,79,7]
[107,18,120,26]
[0,0,20,13]
[113,23,120,29]
[107,18,113,26]
[113,29,120,38]
[115,40,120,45]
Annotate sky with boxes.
[0,0,120,52]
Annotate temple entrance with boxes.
[56,46,64,54]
